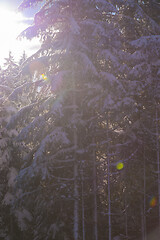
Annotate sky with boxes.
[0,0,41,18]
[3,0,43,18]
[0,0,42,66]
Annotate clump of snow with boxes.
[3,192,14,205]
[15,208,32,230]
[7,167,17,187]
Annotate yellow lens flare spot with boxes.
[116,162,124,170]
[150,196,157,208]
[42,74,48,81]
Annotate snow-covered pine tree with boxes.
[139,0,160,25]
[2,51,19,87]
[5,0,160,239]
[116,0,160,238]
[0,49,51,239]
[9,0,129,239]
[130,34,160,236]
[0,91,21,239]
[19,51,27,66]
[0,50,30,239]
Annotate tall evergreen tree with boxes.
[1,0,159,239]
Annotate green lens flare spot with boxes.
[116,162,124,170]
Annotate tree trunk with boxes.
[81,162,85,240]
[141,204,145,240]
[73,70,79,240]
[156,106,160,235]
[106,113,111,240]
[10,213,13,240]
[142,145,147,240]
[74,159,79,240]
[125,193,128,239]
[107,155,111,240]
[93,136,98,240]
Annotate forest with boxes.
[0,0,160,239]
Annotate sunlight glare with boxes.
[0,5,40,64]
[0,6,24,45]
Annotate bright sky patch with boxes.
[0,4,40,65]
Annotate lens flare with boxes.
[116,162,124,170]
[42,74,48,81]
[149,196,157,208]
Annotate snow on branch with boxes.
[15,208,32,231]
[33,127,70,164]
[18,0,43,10]
[95,0,118,12]
[0,85,12,94]
[8,80,44,102]
[76,51,98,75]
[135,4,160,34]
[7,167,18,187]
[100,71,117,84]
[69,17,80,35]
[16,115,46,143]
[47,146,76,161]
[130,35,160,48]
[101,49,119,63]
[7,102,40,129]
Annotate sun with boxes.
[0,5,36,64]
[0,6,24,41]
[0,5,41,65]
